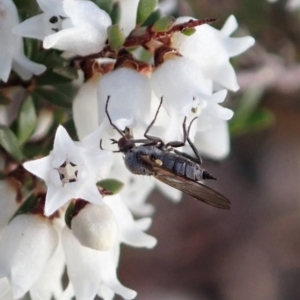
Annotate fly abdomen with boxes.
[160,152,177,171]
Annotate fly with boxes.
[104,96,231,209]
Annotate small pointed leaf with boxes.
[0,125,23,162]
[17,95,37,145]
[97,178,124,194]
[11,195,38,220]
[65,201,76,229]
[137,0,158,25]
[141,9,162,27]
[93,0,113,13]
[31,83,78,108]
[152,16,175,32]
[182,28,196,36]
[107,24,125,51]
[110,2,121,24]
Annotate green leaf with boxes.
[17,95,37,145]
[11,194,38,221]
[182,28,196,36]
[137,0,158,25]
[232,86,264,124]
[93,0,113,13]
[31,83,78,108]
[35,69,77,85]
[65,201,76,229]
[107,24,125,51]
[141,9,162,27]
[152,16,175,32]
[110,2,121,24]
[97,178,124,194]
[230,108,275,136]
[0,125,23,162]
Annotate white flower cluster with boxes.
[0,0,255,299]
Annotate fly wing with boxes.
[139,154,231,209]
[155,171,231,209]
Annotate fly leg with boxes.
[165,116,188,149]
[144,97,165,147]
[186,117,202,164]
[167,116,203,164]
[105,96,125,137]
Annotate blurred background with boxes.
[118,0,300,299]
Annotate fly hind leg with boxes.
[144,97,164,147]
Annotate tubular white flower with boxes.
[71,203,119,251]
[23,125,112,216]
[14,0,111,56]
[73,75,100,140]
[29,239,65,300]
[62,227,137,300]
[194,118,231,160]
[151,56,233,143]
[108,154,156,216]
[98,67,152,133]
[12,0,65,40]
[0,278,10,299]
[0,0,46,82]
[43,0,111,55]
[105,195,157,248]
[116,0,140,37]
[171,15,255,91]
[0,214,58,299]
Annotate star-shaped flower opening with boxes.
[23,125,112,216]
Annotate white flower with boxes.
[104,194,157,248]
[14,0,112,56]
[62,226,137,300]
[171,15,255,91]
[0,214,59,299]
[116,0,140,37]
[0,0,46,82]
[98,67,152,133]
[73,75,100,140]
[23,125,112,216]
[29,236,65,300]
[151,56,233,145]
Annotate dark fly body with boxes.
[105,96,231,209]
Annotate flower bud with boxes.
[71,203,118,251]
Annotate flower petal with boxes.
[0,57,12,83]
[45,185,72,216]
[0,215,58,299]
[29,241,65,300]
[23,156,52,182]
[76,182,103,205]
[195,119,230,160]
[220,15,238,36]
[223,36,255,57]
[63,0,111,28]
[13,14,46,40]
[73,76,100,140]
[105,195,157,248]
[53,125,78,156]
[12,54,46,80]
[43,26,107,56]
